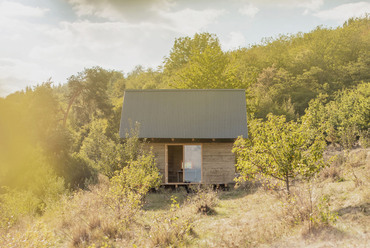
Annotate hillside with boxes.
[0,16,369,247]
[1,147,368,247]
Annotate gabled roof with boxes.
[119,89,248,139]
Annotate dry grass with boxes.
[0,148,369,247]
[192,189,292,247]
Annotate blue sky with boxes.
[0,0,369,96]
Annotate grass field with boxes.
[1,147,369,247]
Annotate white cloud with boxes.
[299,0,323,11]
[269,0,324,14]
[26,20,167,80]
[221,31,246,50]
[66,0,225,35]
[0,58,51,96]
[1,9,226,95]
[239,3,259,18]
[0,0,226,96]
[0,1,48,18]
[67,0,173,22]
[314,2,370,23]
[2,0,367,97]
[0,2,52,96]
[0,76,28,97]
[163,8,226,35]
[236,0,323,15]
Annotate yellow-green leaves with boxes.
[106,151,161,225]
[233,114,327,194]
[303,82,370,148]
[164,33,239,89]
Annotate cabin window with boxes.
[184,145,202,183]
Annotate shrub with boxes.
[234,114,327,194]
[105,151,161,226]
[78,121,150,179]
[78,118,121,178]
[303,82,370,149]
[148,195,194,247]
[320,164,342,181]
[188,186,218,215]
[316,195,338,225]
[278,184,338,233]
[0,188,40,229]
[0,162,65,229]
[359,129,370,148]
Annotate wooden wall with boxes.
[144,142,235,184]
[202,143,235,184]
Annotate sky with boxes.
[0,0,369,96]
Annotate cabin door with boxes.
[167,145,183,183]
[166,144,202,183]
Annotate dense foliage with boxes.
[233,114,327,194]
[164,16,369,119]
[302,82,370,149]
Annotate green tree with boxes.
[78,118,119,177]
[0,84,68,228]
[226,16,369,118]
[164,33,239,89]
[0,83,69,187]
[63,67,114,127]
[252,66,297,119]
[233,114,327,194]
[104,130,161,225]
[79,121,152,178]
[125,66,164,90]
[164,33,220,72]
[302,82,370,148]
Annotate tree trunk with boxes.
[62,89,82,127]
[285,173,290,195]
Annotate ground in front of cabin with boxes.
[1,148,368,247]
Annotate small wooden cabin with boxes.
[119,89,248,185]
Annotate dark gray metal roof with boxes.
[119,89,248,139]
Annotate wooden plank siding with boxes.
[144,142,236,184]
[202,143,235,184]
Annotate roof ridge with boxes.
[124,89,245,92]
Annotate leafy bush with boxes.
[234,114,327,194]
[316,195,338,225]
[106,151,161,225]
[359,129,370,148]
[0,189,41,229]
[0,179,65,230]
[0,154,65,229]
[278,185,338,233]
[55,153,97,189]
[79,120,148,179]
[303,82,370,149]
[148,196,194,247]
[78,118,121,177]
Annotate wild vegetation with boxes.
[0,16,369,247]
[233,114,328,194]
